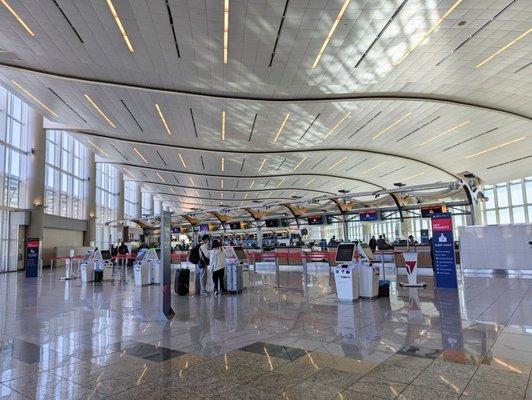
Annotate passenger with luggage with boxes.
[197,235,210,295]
[209,239,226,296]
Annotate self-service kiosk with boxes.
[357,243,380,298]
[223,246,244,293]
[233,246,251,289]
[80,249,104,283]
[333,244,360,301]
[133,249,150,286]
[100,250,114,281]
[147,248,160,284]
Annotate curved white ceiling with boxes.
[0,0,530,213]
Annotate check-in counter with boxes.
[394,245,433,268]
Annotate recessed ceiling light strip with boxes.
[396,0,463,65]
[221,179,224,189]
[372,112,411,140]
[323,112,351,139]
[84,94,116,128]
[105,0,134,52]
[273,113,290,142]
[221,157,225,171]
[312,0,351,68]
[277,178,286,187]
[133,147,148,164]
[419,120,470,146]
[476,28,532,69]
[1,0,35,36]
[122,167,135,178]
[221,111,226,141]
[87,139,109,157]
[465,137,526,159]
[304,178,316,187]
[363,162,386,174]
[170,187,176,194]
[401,172,425,182]
[223,0,229,63]
[328,156,348,171]
[249,180,255,189]
[157,172,165,182]
[178,153,187,168]
[155,104,172,135]
[258,159,266,172]
[293,156,307,171]
[11,80,58,117]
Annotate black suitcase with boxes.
[94,270,103,283]
[175,269,190,295]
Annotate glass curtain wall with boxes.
[124,180,137,219]
[482,177,532,224]
[0,88,30,271]
[96,163,119,249]
[44,130,86,218]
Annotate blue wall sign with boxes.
[431,213,457,289]
[25,237,40,278]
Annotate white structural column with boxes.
[116,171,124,222]
[84,152,97,246]
[135,182,142,218]
[154,199,162,215]
[25,109,45,240]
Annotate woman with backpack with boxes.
[209,239,227,296]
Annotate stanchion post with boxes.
[275,256,280,289]
[302,256,308,291]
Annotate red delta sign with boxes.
[432,217,452,232]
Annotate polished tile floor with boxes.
[0,264,532,399]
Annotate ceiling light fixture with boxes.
[328,156,348,171]
[133,147,148,164]
[223,0,229,63]
[122,167,135,178]
[419,121,470,146]
[277,178,286,187]
[289,192,297,197]
[84,94,116,128]
[249,180,255,189]
[86,139,109,157]
[221,111,226,141]
[312,0,351,68]
[258,159,266,172]
[155,104,171,135]
[221,179,224,189]
[156,172,165,182]
[396,0,463,65]
[1,0,35,36]
[293,156,307,171]
[178,153,187,168]
[266,192,272,198]
[323,112,351,139]
[190,177,196,186]
[304,178,316,187]
[244,193,249,199]
[372,112,411,140]
[363,162,386,174]
[273,113,290,142]
[476,28,532,69]
[105,0,134,52]
[401,172,425,182]
[221,157,225,172]
[11,80,58,117]
[465,137,526,159]
[170,187,176,194]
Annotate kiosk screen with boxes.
[136,248,147,261]
[233,246,247,261]
[335,244,355,263]
[82,251,92,262]
[100,250,112,260]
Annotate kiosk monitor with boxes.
[82,250,93,262]
[135,248,147,261]
[335,243,356,263]
[233,246,247,262]
[100,250,112,261]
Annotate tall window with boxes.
[124,180,137,219]
[0,88,30,271]
[45,131,86,218]
[96,163,119,249]
[141,191,152,216]
[482,177,531,224]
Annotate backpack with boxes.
[188,244,201,264]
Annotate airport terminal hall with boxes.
[1,0,532,399]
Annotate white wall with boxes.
[460,224,532,270]
[42,228,84,263]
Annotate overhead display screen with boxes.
[421,205,443,218]
[307,215,324,225]
[335,243,356,262]
[265,219,280,227]
[229,221,241,230]
[359,210,378,221]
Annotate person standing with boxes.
[209,239,226,296]
[198,234,211,295]
[369,235,377,253]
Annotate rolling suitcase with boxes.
[175,268,190,295]
[225,264,243,294]
[378,253,390,297]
